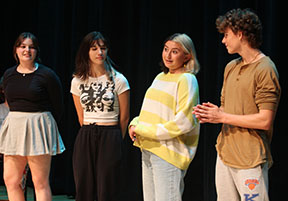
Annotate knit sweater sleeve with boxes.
[129,116,139,127]
[135,74,199,140]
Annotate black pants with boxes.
[73,124,123,201]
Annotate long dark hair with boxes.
[0,76,4,103]
[74,31,117,81]
[13,32,41,64]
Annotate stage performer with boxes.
[70,31,130,201]
[193,8,281,201]
[129,33,200,201]
[0,32,65,201]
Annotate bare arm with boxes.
[72,94,84,126]
[118,90,130,138]
[193,102,275,130]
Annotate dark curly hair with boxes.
[216,8,262,49]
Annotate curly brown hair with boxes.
[216,8,262,49]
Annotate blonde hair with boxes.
[171,33,200,74]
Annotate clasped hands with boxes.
[192,102,224,124]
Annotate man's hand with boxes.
[193,102,224,124]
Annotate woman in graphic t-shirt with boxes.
[70,31,130,201]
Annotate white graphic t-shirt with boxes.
[70,72,129,123]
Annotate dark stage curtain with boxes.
[0,0,285,200]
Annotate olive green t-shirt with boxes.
[216,56,281,169]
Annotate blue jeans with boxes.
[142,149,186,201]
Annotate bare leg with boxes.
[3,155,27,201]
[28,154,52,201]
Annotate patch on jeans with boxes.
[245,179,259,190]
[244,194,259,201]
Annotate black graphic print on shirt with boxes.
[79,81,115,112]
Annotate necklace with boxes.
[19,63,38,77]
[243,51,262,65]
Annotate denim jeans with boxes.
[142,149,186,201]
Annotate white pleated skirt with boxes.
[0,111,65,156]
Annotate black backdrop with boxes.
[0,0,286,200]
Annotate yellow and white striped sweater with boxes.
[130,72,200,170]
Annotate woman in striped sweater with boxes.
[129,33,200,201]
